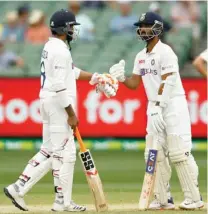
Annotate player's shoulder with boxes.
[158,41,177,58]
[135,47,146,60]
[44,38,70,57]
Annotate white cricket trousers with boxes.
[39,96,76,154]
[40,96,76,206]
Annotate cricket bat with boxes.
[75,128,108,212]
[138,147,158,210]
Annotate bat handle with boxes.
[152,134,158,150]
[75,127,86,152]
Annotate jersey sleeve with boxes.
[160,48,179,75]
[74,66,81,79]
[132,54,141,75]
[51,52,69,92]
[200,49,208,62]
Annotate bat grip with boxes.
[152,134,158,150]
[75,127,86,152]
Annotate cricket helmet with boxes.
[134,12,163,41]
[50,9,80,44]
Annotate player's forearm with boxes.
[65,104,76,117]
[78,70,93,81]
[156,83,165,106]
[123,74,141,90]
[196,66,207,77]
[123,78,138,89]
[193,59,207,78]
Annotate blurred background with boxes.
[0,0,207,210]
[0,0,206,150]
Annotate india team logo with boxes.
[140,13,146,21]
[50,21,54,27]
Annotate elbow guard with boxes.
[157,73,177,107]
[57,90,73,108]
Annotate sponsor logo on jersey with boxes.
[139,60,145,64]
[140,68,157,76]
[162,65,174,70]
[55,66,65,69]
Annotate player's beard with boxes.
[140,31,155,41]
[145,36,155,43]
[137,29,155,42]
[142,35,152,41]
[66,34,73,45]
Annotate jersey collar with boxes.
[145,40,161,54]
[49,37,68,49]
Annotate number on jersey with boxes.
[40,61,46,88]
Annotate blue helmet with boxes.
[134,12,163,41]
[50,9,80,44]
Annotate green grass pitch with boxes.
[0,150,207,213]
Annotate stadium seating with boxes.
[0,1,207,77]
[5,43,22,54]
[165,28,193,67]
[0,67,26,77]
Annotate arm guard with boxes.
[157,73,177,107]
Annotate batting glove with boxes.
[89,72,102,85]
[148,106,166,133]
[109,59,126,82]
[96,74,119,98]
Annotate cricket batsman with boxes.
[4,9,118,212]
[109,12,204,210]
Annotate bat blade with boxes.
[86,171,108,211]
[138,149,158,210]
[79,150,108,212]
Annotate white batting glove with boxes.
[96,74,119,98]
[109,59,126,82]
[89,72,102,85]
[148,106,166,133]
[96,83,115,98]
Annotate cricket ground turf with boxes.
[0,151,207,214]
